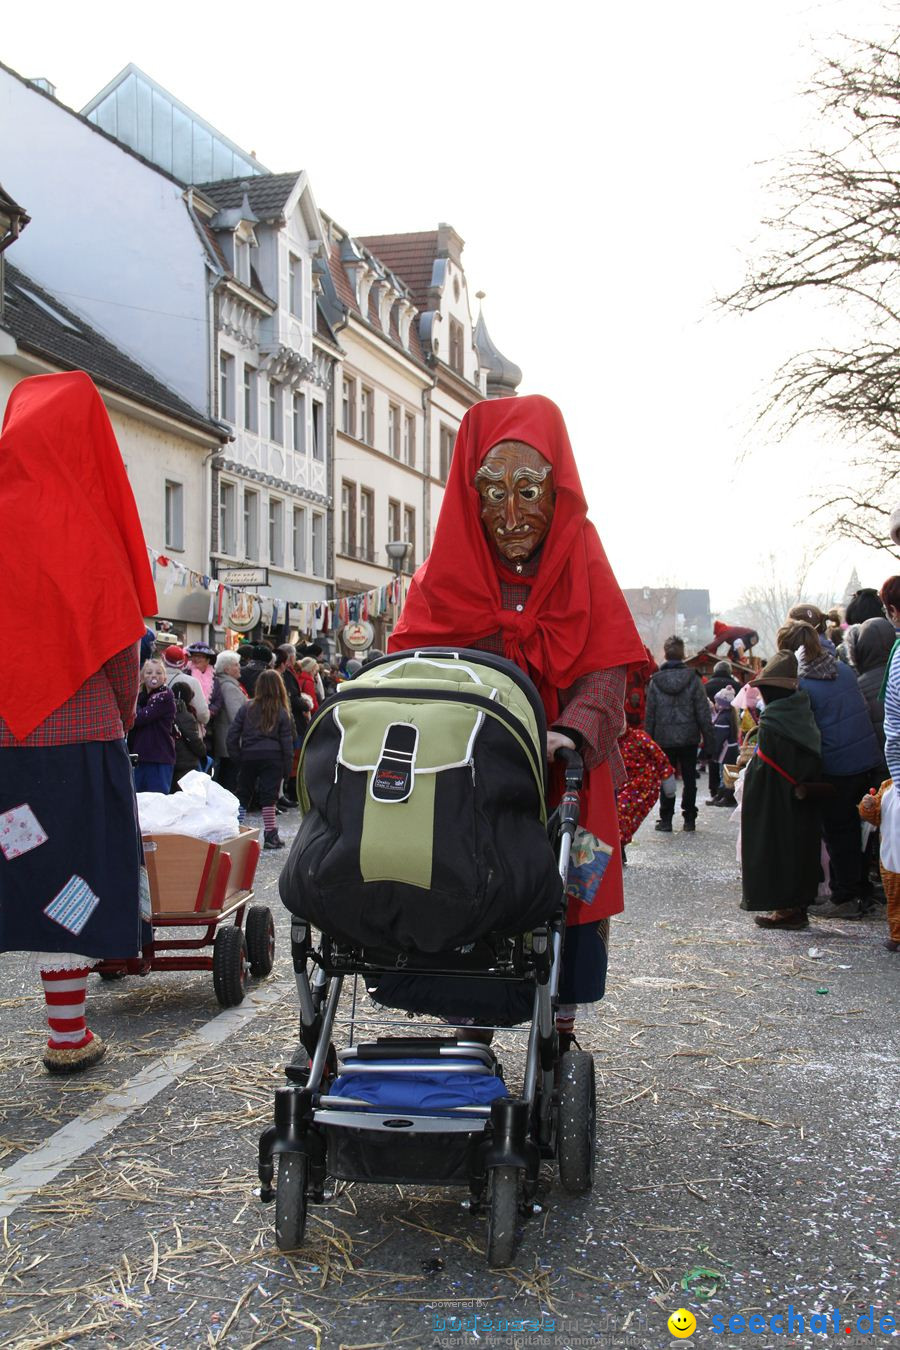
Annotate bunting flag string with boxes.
[147,546,405,636]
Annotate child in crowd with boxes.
[129,659,177,793]
[709,687,740,807]
[226,670,294,850]
[859,782,900,952]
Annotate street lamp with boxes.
[385,538,412,578]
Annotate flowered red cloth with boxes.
[617,728,671,845]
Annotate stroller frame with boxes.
[258,699,595,1267]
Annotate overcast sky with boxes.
[4,0,898,613]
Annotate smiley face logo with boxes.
[668,1308,697,1338]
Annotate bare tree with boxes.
[721,29,900,552]
[624,587,681,659]
[722,550,834,655]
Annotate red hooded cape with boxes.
[0,372,158,739]
[390,394,645,922]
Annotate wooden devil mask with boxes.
[474,439,556,569]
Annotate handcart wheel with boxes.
[557,1050,596,1194]
[98,970,126,981]
[486,1165,520,1268]
[212,926,249,1008]
[274,1151,308,1251]
[245,905,276,978]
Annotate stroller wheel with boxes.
[275,1152,308,1251]
[557,1051,596,1194]
[486,1166,520,1268]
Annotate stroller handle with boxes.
[553,745,584,793]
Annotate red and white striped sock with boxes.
[555,1004,576,1035]
[262,805,277,833]
[40,967,94,1051]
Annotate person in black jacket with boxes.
[645,636,716,832]
[226,670,294,849]
[170,683,208,787]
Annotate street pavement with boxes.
[0,797,897,1349]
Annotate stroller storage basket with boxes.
[279,649,564,952]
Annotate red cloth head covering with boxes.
[389,395,644,703]
[0,372,157,738]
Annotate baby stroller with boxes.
[257,649,596,1267]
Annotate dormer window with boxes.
[234,235,252,286]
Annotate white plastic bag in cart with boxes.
[136,771,241,843]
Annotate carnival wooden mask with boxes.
[474,440,555,569]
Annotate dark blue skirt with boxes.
[0,740,143,959]
[558,919,610,1004]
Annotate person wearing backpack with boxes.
[644,636,717,832]
[170,683,208,787]
[226,670,294,849]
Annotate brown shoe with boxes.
[754,910,809,931]
[43,1035,107,1075]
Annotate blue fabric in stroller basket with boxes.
[330,1060,509,1111]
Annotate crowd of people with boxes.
[128,638,353,849]
[634,586,900,954]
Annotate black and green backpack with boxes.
[279,648,564,954]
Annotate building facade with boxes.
[1,58,524,647]
[190,173,336,611]
[0,252,226,641]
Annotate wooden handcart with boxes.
[93,827,273,1007]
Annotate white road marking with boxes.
[0,979,289,1220]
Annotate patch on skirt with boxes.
[0,803,48,860]
[44,875,101,935]
[566,827,613,908]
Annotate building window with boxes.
[219,480,237,555]
[360,386,373,445]
[404,413,415,467]
[219,352,235,421]
[311,512,324,577]
[439,424,455,481]
[164,480,184,551]
[360,488,374,561]
[388,497,401,549]
[292,506,307,573]
[243,364,258,432]
[388,403,401,460]
[341,480,357,555]
[268,497,284,567]
[449,318,464,374]
[292,391,306,454]
[289,254,303,318]
[268,381,282,444]
[403,504,416,572]
[341,377,356,436]
[244,488,259,560]
[312,400,324,461]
